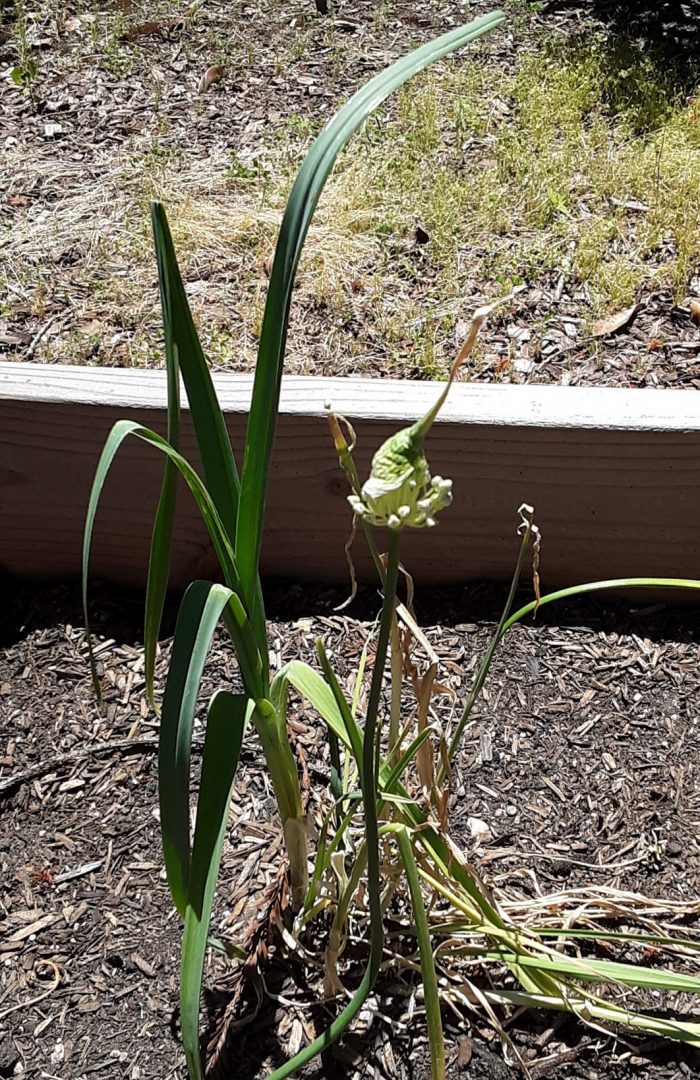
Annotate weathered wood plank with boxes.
[1,361,699,592]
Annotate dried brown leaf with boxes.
[591,303,640,338]
[198,64,225,93]
[457,1036,473,1067]
[119,20,162,42]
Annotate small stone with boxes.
[467,817,492,844]
[506,804,517,817]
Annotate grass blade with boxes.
[160,581,237,916]
[181,690,249,1080]
[235,10,505,605]
[475,989,700,1046]
[483,950,700,993]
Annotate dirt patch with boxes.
[2,0,700,386]
[1,582,700,1078]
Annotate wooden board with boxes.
[1,361,699,594]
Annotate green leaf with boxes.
[382,728,435,794]
[396,829,445,1080]
[445,512,534,769]
[503,578,700,635]
[144,467,178,710]
[472,989,700,1047]
[143,205,183,708]
[181,690,249,1080]
[83,419,239,602]
[484,950,700,994]
[160,581,238,916]
[316,643,365,767]
[82,420,263,696]
[235,9,506,607]
[150,204,269,664]
[532,927,700,951]
[150,204,240,544]
[278,659,354,751]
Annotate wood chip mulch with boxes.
[1,582,700,1079]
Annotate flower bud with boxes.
[348,425,452,530]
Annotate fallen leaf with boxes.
[131,952,157,978]
[690,299,700,324]
[467,816,492,844]
[198,64,224,93]
[591,302,640,338]
[609,196,649,212]
[457,1036,473,1067]
[79,319,105,337]
[119,20,162,42]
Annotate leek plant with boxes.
[82,7,700,1077]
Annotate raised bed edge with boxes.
[1,361,699,591]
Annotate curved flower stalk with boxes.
[348,292,519,531]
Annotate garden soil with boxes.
[1,580,699,1079]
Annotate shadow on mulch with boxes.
[543,0,700,95]
[3,572,700,658]
[3,574,700,654]
[200,959,700,1080]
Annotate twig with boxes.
[0,737,172,797]
[53,860,104,885]
[0,960,61,1020]
[26,315,60,359]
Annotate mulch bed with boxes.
[1,580,700,1079]
[2,0,700,386]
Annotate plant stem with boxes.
[396,828,445,1080]
[439,520,533,783]
[253,700,308,909]
[388,614,402,766]
[364,527,401,946]
[266,528,401,1080]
